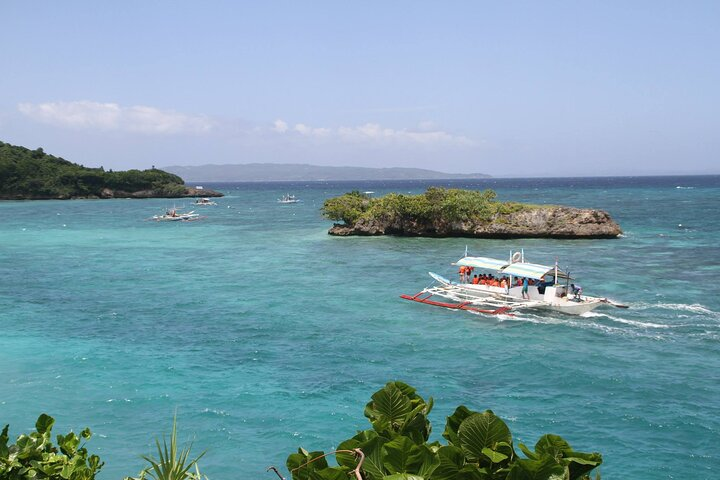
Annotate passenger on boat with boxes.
[465,266,473,283]
[522,277,529,299]
[537,276,551,294]
[458,266,466,282]
[571,283,583,300]
[472,275,479,285]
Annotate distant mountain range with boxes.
[162,163,490,182]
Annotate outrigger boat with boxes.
[194,197,217,206]
[151,208,202,222]
[401,251,628,316]
[278,194,300,204]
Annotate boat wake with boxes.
[580,311,673,329]
[633,302,719,316]
[460,300,720,341]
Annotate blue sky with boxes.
[2,1,718,176]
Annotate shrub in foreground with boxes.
[285,381,601,480]
[0,414,103,480]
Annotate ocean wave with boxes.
[445,297,719,339]
[201,407,231,417]
[580,311,672,329]
[676,186,695,189]
[633,303,718,316]
[484,309,715,340]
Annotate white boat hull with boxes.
[427,273,605,316]
[151,210,201,222]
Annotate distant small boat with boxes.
[278,194,300,204]
[151,208,202,222]
[194,197,217,206]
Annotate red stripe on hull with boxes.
[400,293,513,316]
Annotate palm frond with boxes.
[135,414,207,480]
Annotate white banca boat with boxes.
[151,208,202,222]
[278,194,300,204]
[401,251,628,316]
[194,197,217,206]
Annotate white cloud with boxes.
[16,100,474,148]
[271,120,473,147]
[272,119,288,133]
[417,120,438,131]
[293,123,331,137]
[18,101,214,135]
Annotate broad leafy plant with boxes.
[286,381,601,480]
[0,413,103,480]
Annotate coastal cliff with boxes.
[0,141,223,200]
[324,189,622,239]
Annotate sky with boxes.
[1,1,719,176]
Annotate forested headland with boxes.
[0,141,221,200]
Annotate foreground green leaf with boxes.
[287,382,601,480]
[457,411,512,465]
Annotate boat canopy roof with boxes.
[456,256,510,270]
[501,262,569,280]
[455,256,570,280]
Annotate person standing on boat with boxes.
[537,276,550,295]
[522,277,529,299]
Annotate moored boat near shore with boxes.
[401,251,628,316]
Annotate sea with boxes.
[1,175,719,479]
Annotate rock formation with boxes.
[95,186,223,199]
[329,206,622,239]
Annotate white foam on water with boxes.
[458,299,719,340]
[605,316,671,329]
[580,311,672,329]
[634,302,718,316]
[502,311,685,340]
[202,407,231,417]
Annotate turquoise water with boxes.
[1,176,719,479]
